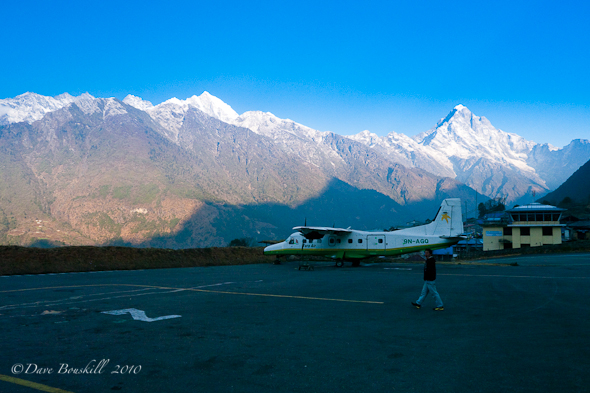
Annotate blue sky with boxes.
[2,0,589,147]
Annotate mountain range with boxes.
[119,94,590,202]
[0,92,588,247]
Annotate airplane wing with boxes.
[293,226,352,240]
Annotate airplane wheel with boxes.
[335,260,344,268]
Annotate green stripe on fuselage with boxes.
[264,241,458,259]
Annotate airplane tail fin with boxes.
[427,198,464,236]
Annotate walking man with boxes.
[412,248,444,311]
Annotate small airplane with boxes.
[263,198,465,267]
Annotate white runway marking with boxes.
[102,308,181,322]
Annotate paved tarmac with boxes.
[1,253,590,393]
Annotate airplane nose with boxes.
[263,243,283,255]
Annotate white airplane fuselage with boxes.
[263,198,464,260]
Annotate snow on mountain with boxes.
[123,95,154,111]
[0,92,78,125]
[102,98,128,117]
[0,92,127,125]
[233,111,344,166]
[157,92,238,124]
[349,104,551,201]
[187,91,239,125]
[346,130,456,178]
[129,92,240,142]
[527,139,590,189]
[233,111,325,141]
[414,104,536,173]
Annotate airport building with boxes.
[482,203,566,251]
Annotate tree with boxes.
[559,197,573,207]
[478,202,486,218]
[228,237,255,247]
[478,199,506,217]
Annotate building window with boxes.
[521,227,530,236]
[504,243,513,250]
[503,227,512,235]
[542,227,553,236]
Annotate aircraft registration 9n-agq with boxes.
[264,198,465,266]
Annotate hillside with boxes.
[542,158,590,207]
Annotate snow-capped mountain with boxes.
[0,92,131,124]
[0,92,78,125]
[123,92,239,142]
[232,111,345,168]
[527,139,590,190]
[348,129,455,178]
[124,93,346,170]
[3,91,589,204]
[348,104,590,202]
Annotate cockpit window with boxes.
[288,238,295,245]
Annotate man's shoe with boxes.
[411,302,421,309]
[433,306,444,311]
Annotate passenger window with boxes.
[303,239,307,244]
[348,239,353,243]
[378,239,383,243]
[358,239,363,244]
[337,239,341,243]
[329,238,335,244]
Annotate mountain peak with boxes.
[156,92,239,124]
[123,95,154,111]
[0,92,91,125]
[434,104,473,128]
